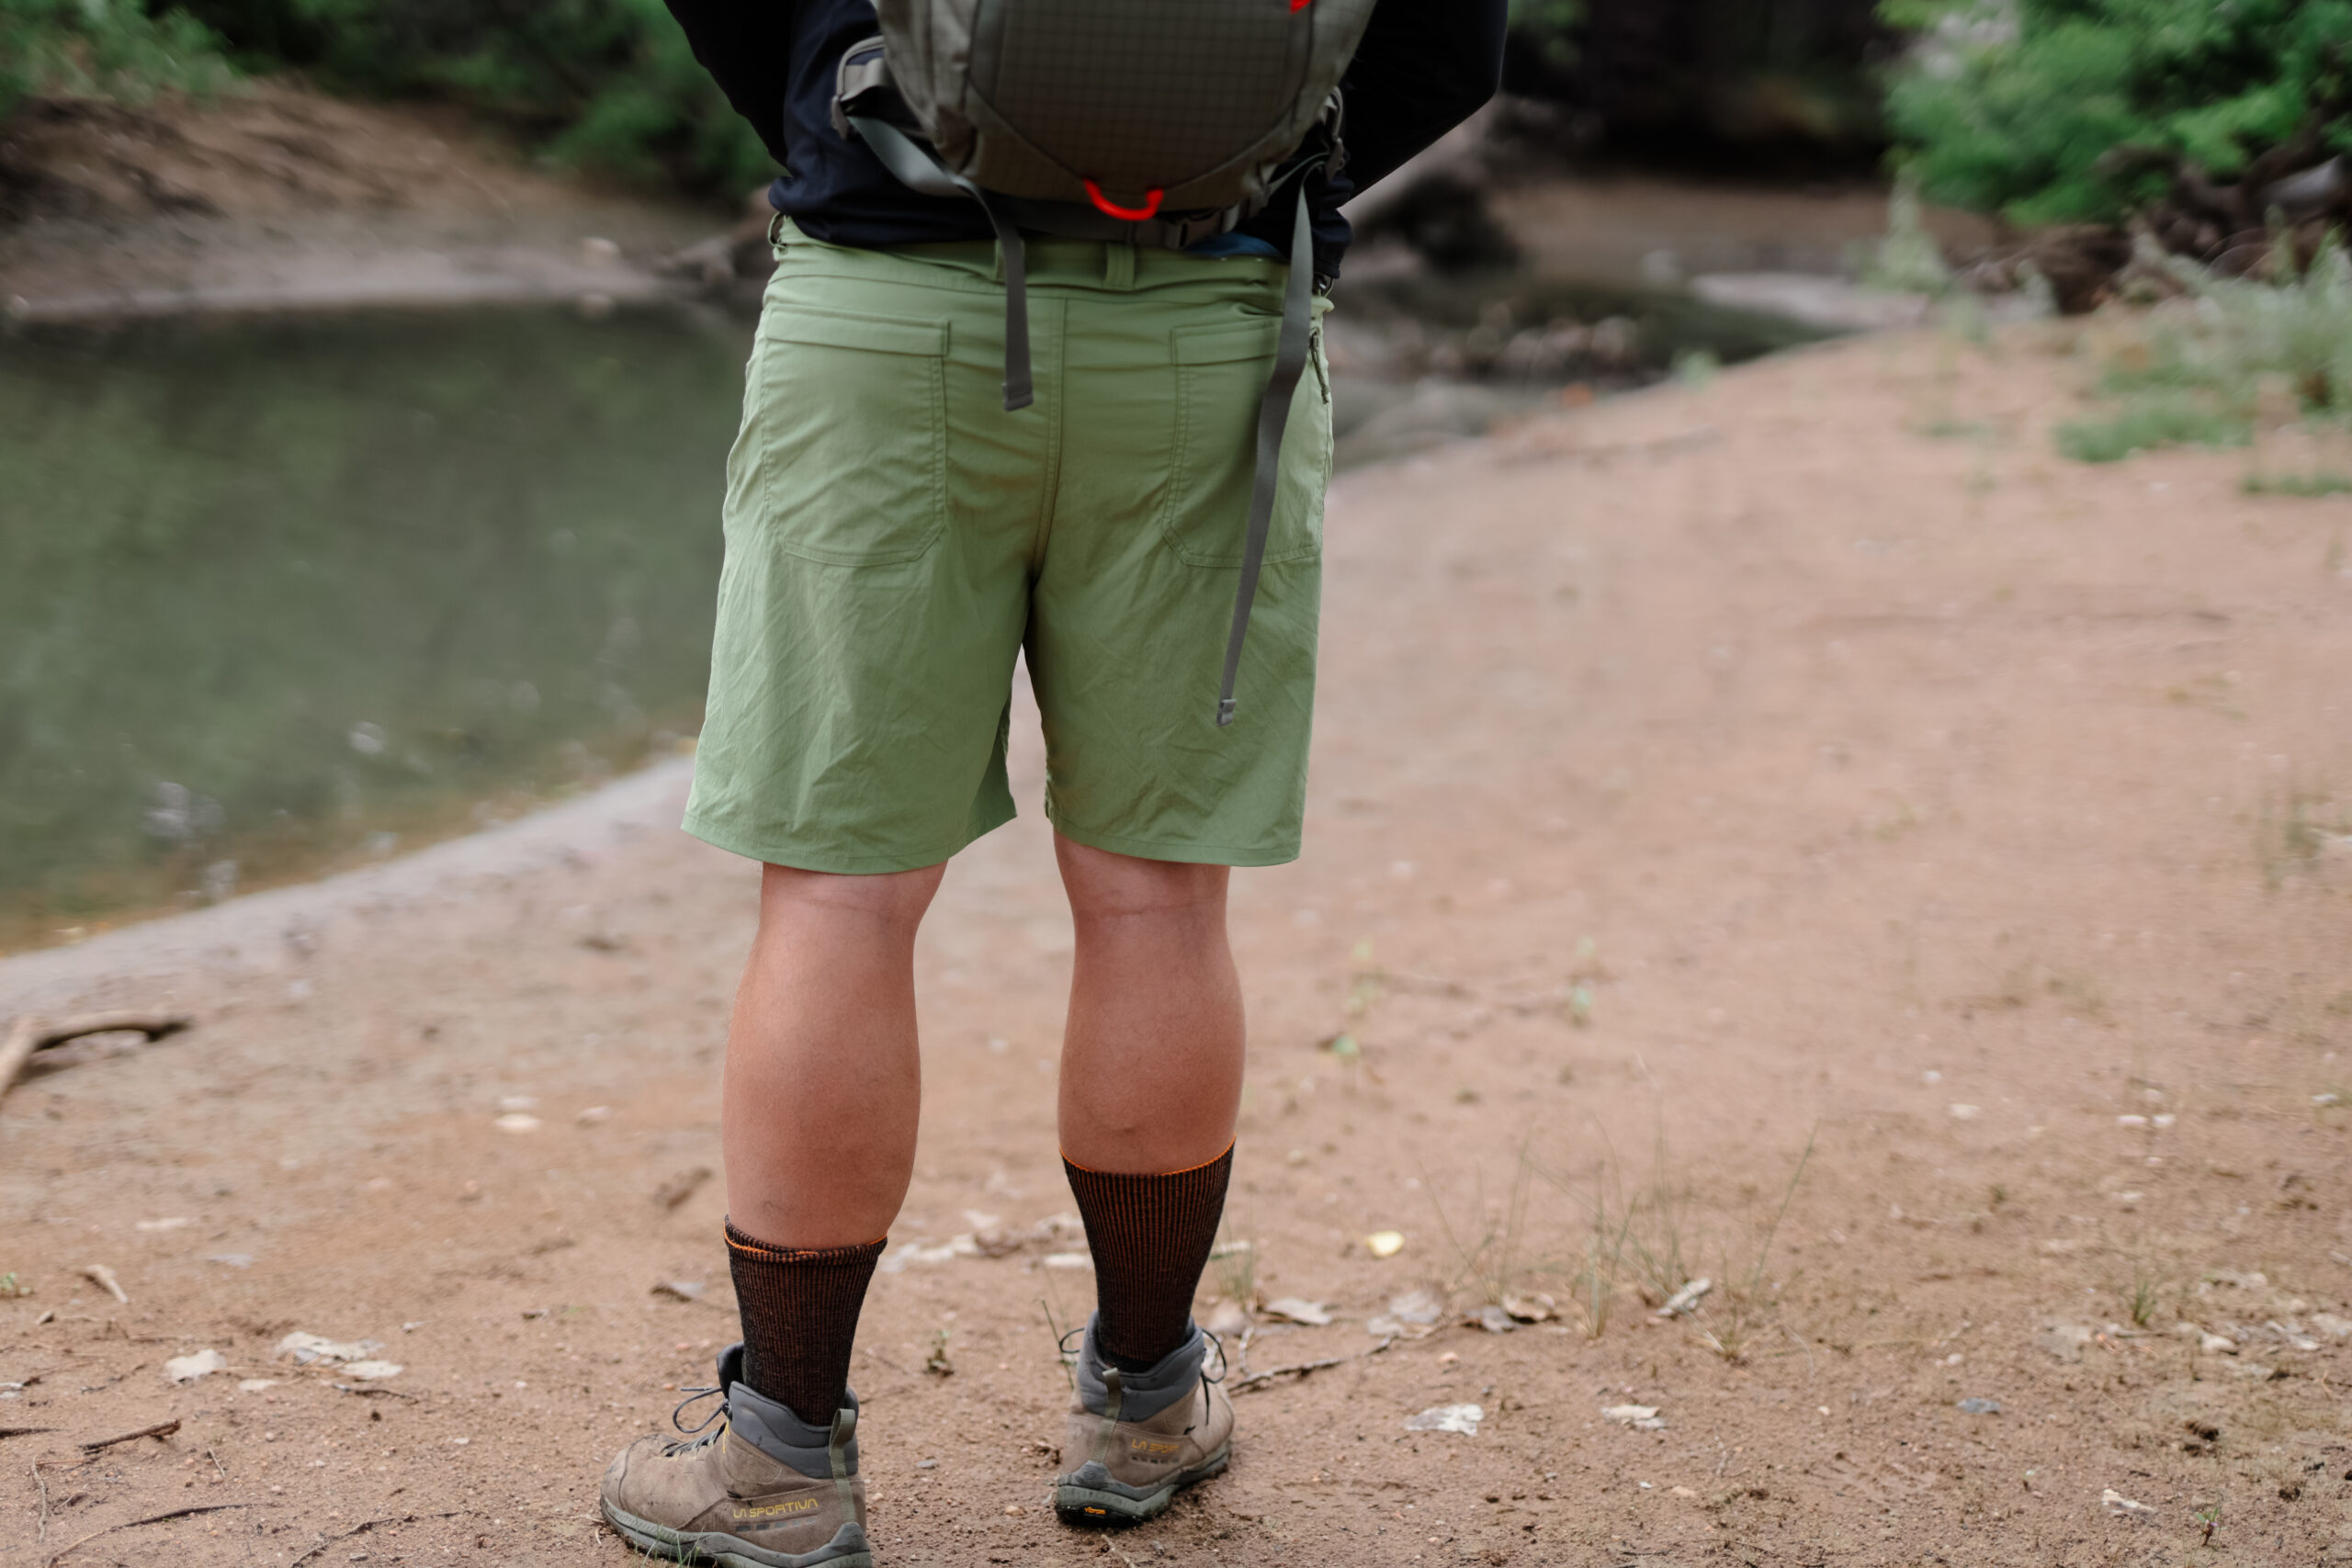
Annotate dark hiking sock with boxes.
[724,1221,885,1422]
[1062,1144,1234,1372]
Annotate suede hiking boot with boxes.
[1054,1315,1233,1524]
[601,1343,872,1567]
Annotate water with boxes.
[0,304,752,948]
[0,274,1831,950]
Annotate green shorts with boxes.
[682,220,1333,873]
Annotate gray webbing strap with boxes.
[1214,185,1316,728]
[975,195,1033,412]
[849,115,1033,412]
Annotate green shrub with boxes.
[0,0,232,120]
[2055,392,2249,462]
[2057,237,2352,462]
[1510,0,1584,67]
[1883,0,2352,224]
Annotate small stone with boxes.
[1404,1404,1483,1435]
[1263,1297,1333,1327]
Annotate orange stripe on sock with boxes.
[1060,1139,1236,1178]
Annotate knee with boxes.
[758,860,944,934]
[1057,838,1229,925]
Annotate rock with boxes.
[164,1348,227,1383]
[1368,1289,1444,1339]
[1956,1397,2001,1415]
[1502,1294,1555,1324]
[2267,1320,2321,1352]
[1690,273,1935,333]
[1403,1403,1484,1435]
[493,1113,541,1133]
[340,1359,402,1382]
[1364,1231,1405,1259]
[1468,1304,1516,1334]
[1263,1298,1333,1327]
[277,1331,382,1365]
[1602,1404,1666,1430]
[2310,1313,2352,1339]
[1388,1289,1443,1325]
[2101,1487,2156,1520]
[2036,1323,2093,1363]
[650,1280,705,1302]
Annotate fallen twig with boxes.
[330,1382,416,1399]
[74,1266,127,1305]
[45,1501,253,1566]
[79,1418,178,1452]
[2,1427,60,1439]
[1231,1337,1396,1393]
[32,1461,50,1546]
[287,1510,459,1568]
[2,1011,192,1104]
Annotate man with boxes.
[600,5,1506,1563]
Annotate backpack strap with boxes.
[1215,175,1320,728]
[849,111,1035,412]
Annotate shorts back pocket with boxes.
[1156,318,1330,570]
[731,306,951,568]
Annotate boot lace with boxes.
[663,1382,729,1454]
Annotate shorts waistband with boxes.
[765,215,1288,296]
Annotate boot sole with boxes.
[1054,1444,1231,1525]
[600,1499,872,1568]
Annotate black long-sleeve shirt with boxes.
[661,0,1507,278]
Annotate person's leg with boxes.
[1047,835,1245,1521]
[721,860,944,1422]
[1055,833,1242,1368]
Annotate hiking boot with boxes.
[1054,1315,1232,1524]
[600,1343,873,1567]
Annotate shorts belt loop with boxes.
[766,210,787,249]
[1104,243,1135,290]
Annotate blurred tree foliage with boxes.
[1883,0,2352,224]
[1509,0,1585,69]
[0,0,231,119]
[1508,0,1894,167]
[169,0,775,193]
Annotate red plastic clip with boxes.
[1083,180,1165,221]
[1291,0,1312,9]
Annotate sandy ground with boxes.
[8,322,2352,1568]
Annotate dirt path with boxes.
[7,324,2352,1566]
